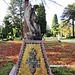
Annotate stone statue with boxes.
[24,4,42,40]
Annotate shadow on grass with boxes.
[0,62,16,75]
[51,67,75,75]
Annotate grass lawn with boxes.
[51,67,75,75]
[0,40,75,75]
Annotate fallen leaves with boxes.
[0,41,75,75]
[0,41,22,68]
[44,41,75,65]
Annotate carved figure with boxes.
[24,4,41,40]
[30,5,41,36]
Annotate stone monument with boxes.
[9,0,52,75]
[24,1,41,40]
[13,40,52,75]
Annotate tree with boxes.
[61,3,75,36]
[16,0,24,38]
[37,2,46,36]
[8,0,24,38]
[3,15,13,38]
[59,21,72,38]
[44,25,53,37]
[0,26,3,32]
[0,26,3,39]
[51,14,59,36]
[24,0,63,39]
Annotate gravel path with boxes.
[44,37,75,43]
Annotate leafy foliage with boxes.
[66,36,75,39]
[51,14,59,36]
[37,3,47,35]
[61,3,75,20]
[2,15,13,38]
[44,30,53,37]
[7,0,24,37]
[61,3,75,36]
[0,26,3,32]
[59,21,72,37]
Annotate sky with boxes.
[0,0,75,28]
[45,0,75,28]
[0,0,10,26]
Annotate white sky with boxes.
[0,0,75,28]
[0,0,10,26]
[45,0,75,28]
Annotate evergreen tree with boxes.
[8,0,24,38]
[61,3,75,36]
[3,15,13,38]
[37,2,46,36]
[51,14,59,36]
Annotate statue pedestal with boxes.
[11,40,52,75]
[32,36,42,40]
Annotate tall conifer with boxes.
[37,3,46,36]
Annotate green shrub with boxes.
[66,36,75,39]
[15,31,19,37]
[43,32,53,37]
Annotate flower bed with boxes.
[0,41,22,75]
[0,41,75,74]
[44,41,75,65]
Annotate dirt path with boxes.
[44,37,75,43]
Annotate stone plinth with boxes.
[13,40,52,75]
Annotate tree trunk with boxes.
[58,32,60,40]
[72,19,74,37]
[2,35,3,41]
